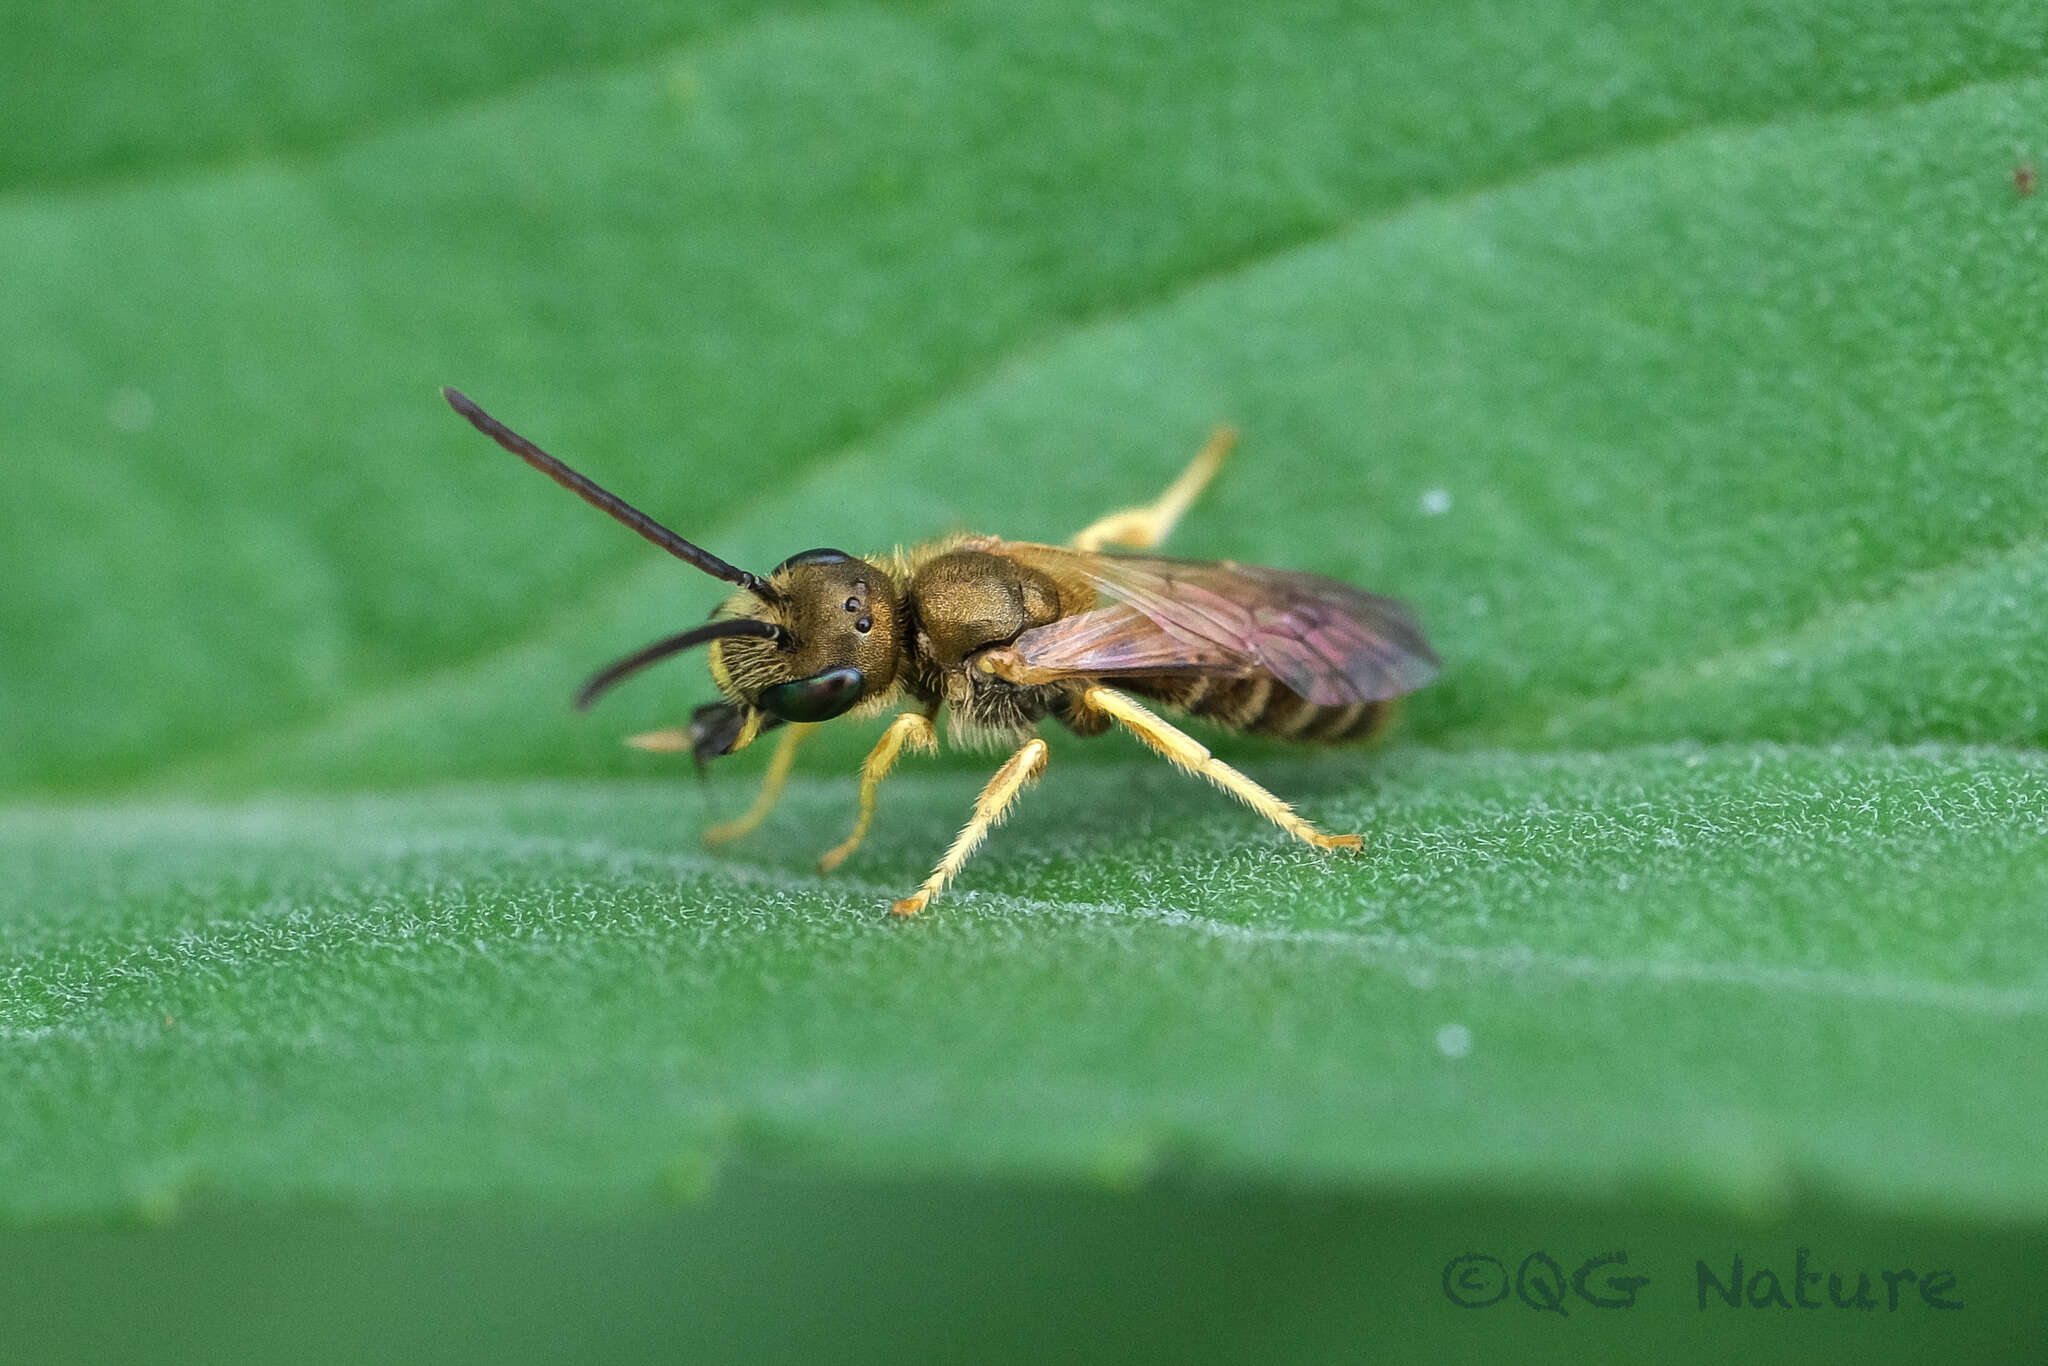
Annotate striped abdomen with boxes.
[1126,675,1390,744]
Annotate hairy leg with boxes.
[702,722,813,846]
[819,711,939,872]
[1067,425,1237,552]
[891,738,1050,917]
[1081,686,1362,851]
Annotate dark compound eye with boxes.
[772,547,853,575]
[758,667,865,723]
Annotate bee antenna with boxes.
[442,388,775,600]
[574,619,792,711]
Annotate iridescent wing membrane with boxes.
[993,543,1440,705]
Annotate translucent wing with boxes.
[992,543,1440,705]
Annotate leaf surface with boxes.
[4,0,2047,1296]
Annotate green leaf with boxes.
[6,0,2048,1355]
[7,745,2048,1219]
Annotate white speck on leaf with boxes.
[108,388,155,433]
[1435,1022,1473,1059]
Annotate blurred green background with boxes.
[5,0,2048,1359]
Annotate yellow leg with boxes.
[625,728,690,752]
[703,723,813,846]
[891,738,1050,917]
[1068,424,1238,551]
[1081,686,1362,851]
[819,711,939,872]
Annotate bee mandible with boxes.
[443,389,1439,915]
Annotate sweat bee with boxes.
[443,388,1440,915]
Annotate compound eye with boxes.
[771,547,853,575]
[758,666,865,723]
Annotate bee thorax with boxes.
[906,550,1062,668]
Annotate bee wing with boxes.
[998,544,1441,705]
[1001,602,1260,680]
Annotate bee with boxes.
[443,388,1440,915]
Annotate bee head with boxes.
[441,389,897,748]
[708,549,901,725]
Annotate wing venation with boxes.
[991,544,1439,705]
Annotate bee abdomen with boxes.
[1131,676,1389,745]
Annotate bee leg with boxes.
[1081,687,1364,852]
[818,710,939,873]
[891,738,1050,917]
[1067,425,1237,551]
[624,728,692,752]
[703,723,814,846]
